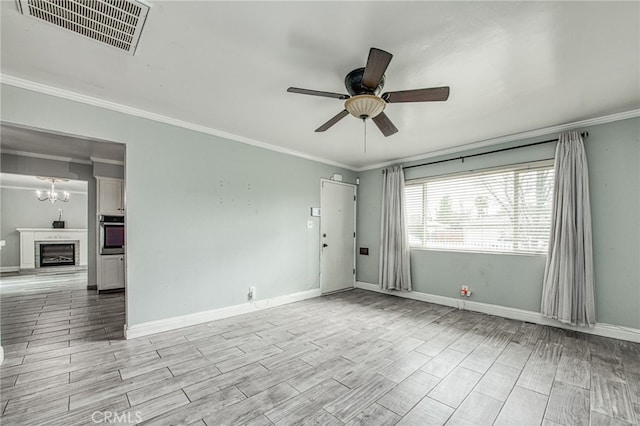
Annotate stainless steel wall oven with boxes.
[99,215,125,255]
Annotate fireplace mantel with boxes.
[17,228,87,270]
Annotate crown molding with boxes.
[358,109,640,171]
[2,149,124,167]
[0,149,93,165]
[3,75,637,174]
[0,184,87,194]
[1,74,357,171]
[90,156,125,166]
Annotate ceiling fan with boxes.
[287,47,450,137]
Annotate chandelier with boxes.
[35,177,70,203]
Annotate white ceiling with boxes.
[1,1,638,169]
[1,124,125,164]
[1,172,88,194]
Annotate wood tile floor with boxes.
[1,272,639,425]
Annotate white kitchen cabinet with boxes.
[98,254,125,292]
[97,178,124,214]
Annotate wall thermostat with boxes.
[310,207,321,217]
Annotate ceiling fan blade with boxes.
[362,48,393,90]
[372,112,398,137]
[315,110,350,132]
[382,86,450,103]
[287,87,350,100]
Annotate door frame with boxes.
[319,178,357,294]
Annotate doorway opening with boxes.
[0,123,127,345]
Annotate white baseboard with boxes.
[356,281,640,343]
[0,266,19,273]
[0,345,4,365]
[125,288,322,339]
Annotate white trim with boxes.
[94,176,124,181]
[320,178,357,189]
[0,346,4,365]
[1,74,356,171]
[0,184,87,194]
[4,75,638,173]
[90,157,125,166]
[358,109,640,171]
[0,149,93,165]
[355,281,640,343]
[124,288,321,339]
[0,266,20,273]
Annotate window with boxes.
[405,160,554,254]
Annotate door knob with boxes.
[322,243,328,248]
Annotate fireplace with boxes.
[18,229,86,271]
[39,243,76,267]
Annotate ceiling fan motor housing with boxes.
[344,67,387,119]
[345,67,384,96]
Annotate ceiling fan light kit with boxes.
[287,47,450,138]
[345,95,386,119]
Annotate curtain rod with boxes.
[401,131,589,171]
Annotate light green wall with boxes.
[355,168,383,284]
[585,118,640,329]
[0,186,88,268]
[356,117,640,329]
[3,84,637,329]
[1,84,355,326]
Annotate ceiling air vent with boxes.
[17,0,150,55]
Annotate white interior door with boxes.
[320,180,356,294]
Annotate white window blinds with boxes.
[405,160,555,255]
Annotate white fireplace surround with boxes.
[17,228,88,270]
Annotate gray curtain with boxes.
[379,165,412,291]
[541,131,596,326]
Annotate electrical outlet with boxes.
[460,285,471,297]
[248,286,256,300]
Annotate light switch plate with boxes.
[307,220,313,229]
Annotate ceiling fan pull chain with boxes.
[363,118,367,153]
